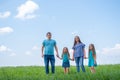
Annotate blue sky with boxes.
[0,0,120,66]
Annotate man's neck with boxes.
[47,38,51,40]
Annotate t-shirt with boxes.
[42,39,56,55]
[72,43,85,57]
[62,53,69,62]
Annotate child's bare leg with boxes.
[92,67,96,73]
[66,68,69,74]
[90,67,95,73]
[64,68,66,74]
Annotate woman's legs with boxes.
[75,57,80,72]
[79,56,86,72]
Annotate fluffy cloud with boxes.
[101,44,120,54]
[0,11,11,18]
[0,45,11,52]
[25,45,40,56]
[0,45,16,56]
[0,27,13,34]
[25,51,32,56]
[32,45,40,50]
[15,0,39,20]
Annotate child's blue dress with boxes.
[88,50,97,67]
[62,53,70,68]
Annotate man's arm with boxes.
[55,45,59,57]
[41,45,44,58]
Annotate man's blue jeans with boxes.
[75,56,86,72]
[44,55,55,74]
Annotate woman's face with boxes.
[75,37,79,42]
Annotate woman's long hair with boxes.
[73,36,82,47]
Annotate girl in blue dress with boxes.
[88,44,97,73]
[59,47,72,74]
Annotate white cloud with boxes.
[25,51,32,56]
[0,11,11,18]
[0,27,13,34]
[0,45,11,52]
[101,44,120,54]
[15,0,39,20]
[0,45,16,57]
[32,45,40,50]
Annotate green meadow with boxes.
[0,64,120,80]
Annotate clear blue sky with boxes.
[0,0,120,66]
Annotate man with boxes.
[42,32,59,74]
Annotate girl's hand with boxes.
[69,58,74,61]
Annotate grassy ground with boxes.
[0,64,120,80]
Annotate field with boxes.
[0,64,120,80]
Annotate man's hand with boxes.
[56,54,59,58]
[42,54,44,58]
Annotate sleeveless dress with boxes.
[88,50,97,67]
[62,53,70,68]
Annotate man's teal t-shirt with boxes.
[42,39,56,55]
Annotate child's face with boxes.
[63,48,68,53]
[47,34,51,39]
[89,45,93,50]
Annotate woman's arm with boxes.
[72,50,75,61]
[83,49,87,59]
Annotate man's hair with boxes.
[46,32,52,36]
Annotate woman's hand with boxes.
[84,56,88,59]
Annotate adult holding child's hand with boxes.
[41,32,59,74]
[72,36,86,72]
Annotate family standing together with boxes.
[41,32,97,74]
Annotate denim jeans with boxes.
[75,56,86,72]
[44,55,55,74]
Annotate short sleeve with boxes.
[72,46,75,50]
[82,44,85,48]
[54,40,56,46]
[42,40,45,46]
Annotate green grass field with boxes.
[0,64,120,80]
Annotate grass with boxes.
[0,64,120,80]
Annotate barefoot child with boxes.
[88,44,97,73]
[59,47,72,74]
[72,36,87,72]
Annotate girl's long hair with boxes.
[62,47,70,58]
[88,44,96,59]
[73,36,82,47]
